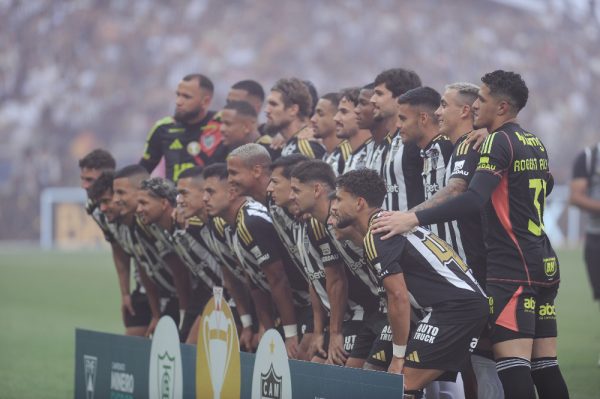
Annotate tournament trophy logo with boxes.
[196,286,241,399]
[149,316,183,399]
[251,329,292,399]
[83,354,98,399]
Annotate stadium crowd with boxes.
[1,0,600,239]
[79,66,569,399]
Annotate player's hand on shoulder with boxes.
[466,128,488,150]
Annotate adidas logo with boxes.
[169,139,183,150]
[372,350,386,362]
[406,351,420,363]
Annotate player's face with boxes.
[355,89,375,129]
[289,178,316,214]
[113,177,138,216]
[334,98,359,139]
[136,190,166,225]
[265,91,293,132]
[329,188,357,229]
[310,99,337,139]
[435,89,463,136]
[227,156,255,195]
[174,79,210,123]
[397,103,422,145]
[98,189,120,223]
[176,177,205,219]
[371,84,397,121]
[220,109,249,148]
[80,167,102,191]
[472,84,496,131]
[202,177,230,217]
[267,167,293,208]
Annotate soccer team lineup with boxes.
[78,69,569,399]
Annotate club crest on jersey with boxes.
[187,141,201,156]
[452,160,465,174]
[544,257,557,277]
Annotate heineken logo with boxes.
[83,354,98,399]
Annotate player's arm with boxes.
[308,284,327,359]
[139,121,166,173]
[221,265,255,351]
[164,253,192,317]
[570,151,600,213]
[248,285,275,342]
[323,260,349,365]
[110,242,135,317]
[137,265,161,337]
[382,271,411,375]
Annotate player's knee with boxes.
[496,357,536,399]
[531,357,569,399]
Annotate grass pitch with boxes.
[0,248,598,398]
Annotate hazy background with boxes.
[1,0,599,241]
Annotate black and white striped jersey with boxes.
[343,138,372,173]
[297,217,364,320]
[364,216,486,313]
[169,218,223,292]
[281,134,326,159]
[101,217,144,292]
[382,131,424,211]
[266,194,308,283]
[326,225,385,314]
[130,217,177,296]
[323,140,352,176]
[420,134,465,260]
[365,134,391,176]
[231,199,310,307]
[86,199,114,243]
[203,216,247,283]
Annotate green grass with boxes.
[0,248,599,398]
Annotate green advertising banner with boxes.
[74,328,404,399]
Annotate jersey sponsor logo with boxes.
[469,338,479,352]
[251,245,271,264]
[538,303,556,319]
[477,156,496,171]
[252,329,292,399]
[452,160,465,174]
[187,141,201,156]
[319,243,331,256]
[543,257,557,277]
[413,323,439,344]
[386,184,399,193]
[322,254,339,263]
[110,362,135,398]
[149,316,183,399]
[307,269,326,281]
[344,334,357,352]
[84,354,98,399]
[425,183,440,194]
[169,139,184,150]
[379,325,393,341]
[523,297,536,313]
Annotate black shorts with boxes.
[296,305,314,336]
[488,283,559,344]
[404,299,488,372]
[318,319,365,358]
[585,233,600,300]
[365,315,394,368]
[123,289,152,327]
[349,312,389,362]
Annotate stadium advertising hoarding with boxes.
[75,329,403,399]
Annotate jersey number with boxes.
[528,178,547,236]
[421,233,469,273]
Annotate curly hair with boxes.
[271,78,313,119]
[335,169,386,208]
[481,70,529,112]
[140,177,178,206]
[373,68,422,98]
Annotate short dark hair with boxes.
[202,163,228,181]
[340,87,361,106]
[114,164,148,180]
[270,154,309,179]
[397,86,441,113]
[481,70,529,112]
[373,68,422,98]
[303,80,319,116]
[88,171,114,201]
[224,100,258,118]
[271,78,313,119]
[183,73,214,94]
[320,92,341,109]
[231,80,265,102]
[291,160,336,190]
[79,149,116,170]
[362,82,376,90]
[336,169,386,208]
[140,177,178,206]
[178,166,204,180]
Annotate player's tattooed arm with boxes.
[409,178,468,213]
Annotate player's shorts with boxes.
[296,305,314,336]
[487,283,559,344]
[365,314,394,368]
[123,289,152,327]
[348,312,389,363]
[314,319,365,359]
[404,298,488,372]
